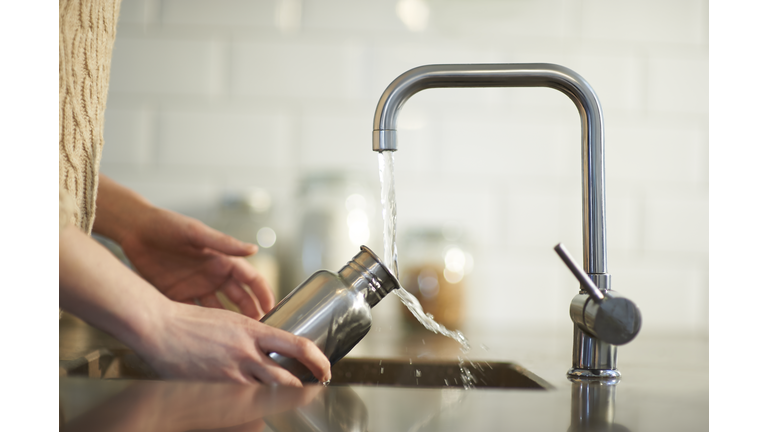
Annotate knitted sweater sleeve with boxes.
[59,0,121,234]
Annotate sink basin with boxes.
[61,351,549,389]
[330,357,550,389]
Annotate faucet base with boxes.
[569,324,619,380]
[567,367,621,381]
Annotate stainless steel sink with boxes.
[61,351,550,390]
[329,357,550,389]
[59,313,550,389]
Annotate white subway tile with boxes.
[302,0,405,32]
[157,109,293,168]
[606,194,643,253]
[439,109,579,178]
[582,0,707,45]
[644,194,708,253]
[297,110,373,170]
[109,37,227,95]
[394,178,499,250]
[611,262,704,333]
[161,0,276,27]
[117,0,160,25]
[390,107,440,175]
[232,40,366,100]
[606,123,706,185]
[99,168,220,210]
[102,107,155,166]
[572,53,645,113]
[503,190,580,259]
[647,55,708,115]
[469,254,564,330]
[434,0,579,39]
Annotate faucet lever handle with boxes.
[555,243,642,345]
[554,243,604,302]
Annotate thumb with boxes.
[189,223,259,256]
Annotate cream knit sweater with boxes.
[59,0,122,233]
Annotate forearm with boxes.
[92,174,155,244]
[59,224,167,352]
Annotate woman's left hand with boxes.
[92,175,275,319]
[120,206,274,319]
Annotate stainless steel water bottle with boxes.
[260,245,400,382]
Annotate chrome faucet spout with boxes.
[371,63,639,379]
[373,63,607,275]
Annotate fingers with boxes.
[230,258,275,313]
[188,220,258,257]
[245,354,304,387]
[220,278,264,319]
[255,327,332,383]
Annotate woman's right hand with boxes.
[60,223,329,387]
[134,301,332,386]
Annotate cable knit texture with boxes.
[59,0,121,233]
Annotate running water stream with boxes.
[378,152,472,358]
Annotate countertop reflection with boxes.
[60,375,707,431]
[59,313,708,431]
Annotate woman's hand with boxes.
[138,301,331,386]
[93,175,274,318]
[60,224,331,386]
[121,206,273,318]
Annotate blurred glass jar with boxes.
[399,225,474,330]
[209,188,280,311]
[292,172,380,290]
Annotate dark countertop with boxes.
[59,313,708,431]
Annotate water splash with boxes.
[458,357,477,389]
[378,153,475,393]
[378,152,471,353]
[393,288,471,352]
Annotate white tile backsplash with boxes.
[116,0,160,25]
[606,122,707,185]
[297,109,376,170]
[110,37,227,95]
[572,52,646,113]
[648,54,709,115]
[610,260,705,333]
[102,0,709,335]
[161,0,277,28]
[582,0,707,45]
[434,0,579,40]
[157,108,294,168]
[231,39,368,100]
[302,0,405,33]
[102,107,155,166]
[644,194,709,253]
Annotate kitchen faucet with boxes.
[371,64,641,379]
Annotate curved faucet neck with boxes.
[372,63,608,277]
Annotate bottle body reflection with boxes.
[265,386,368,432]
